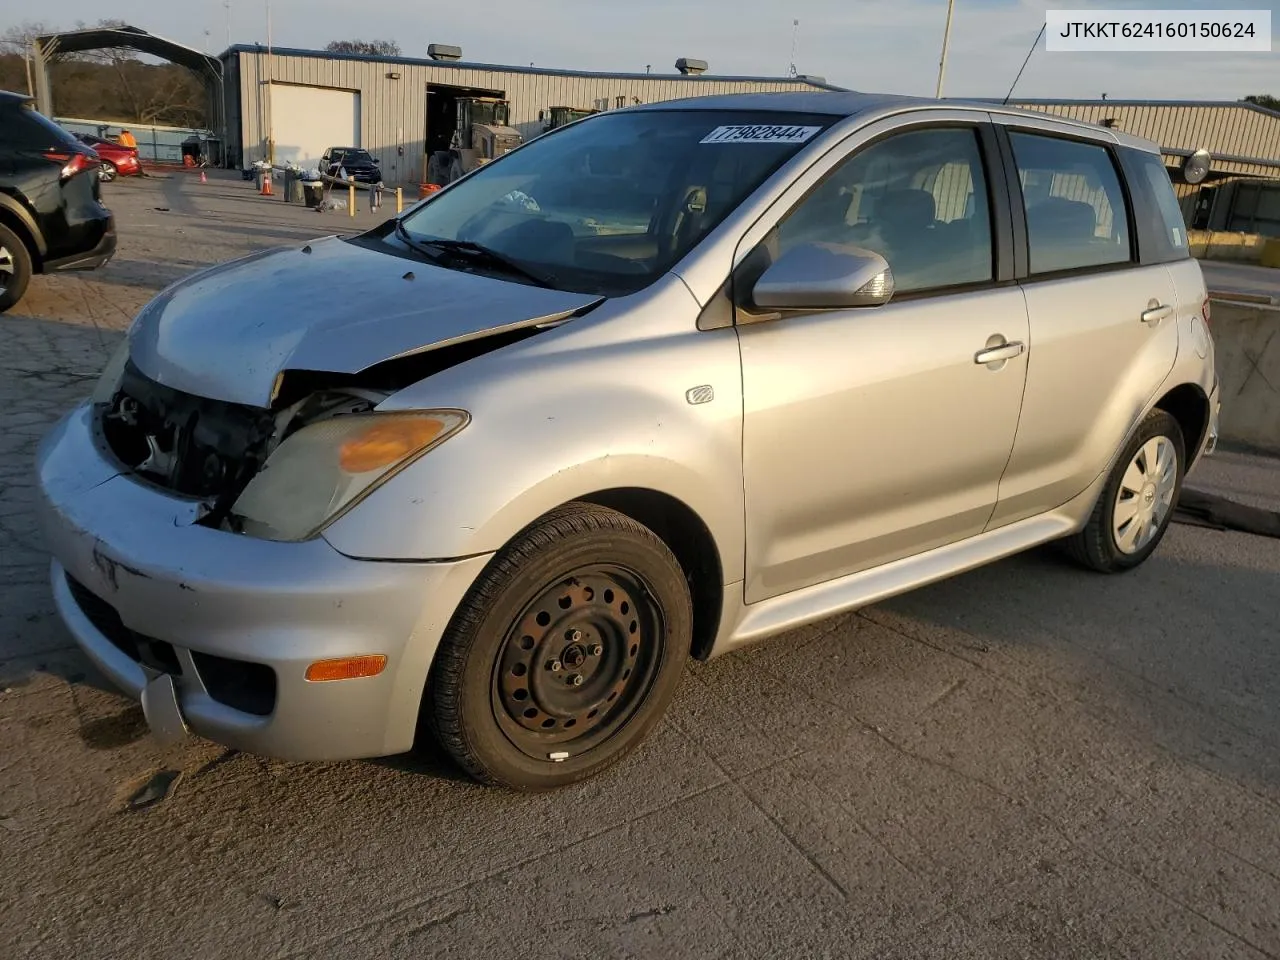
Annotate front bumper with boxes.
[37,403,490,761]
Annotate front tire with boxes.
[427,503,692,790]
[0,223,34,313]
[1065,409,1184,573]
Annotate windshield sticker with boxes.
[700,124,822,145]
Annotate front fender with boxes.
[321,314,746,583]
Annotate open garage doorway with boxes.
[423,82,506,181]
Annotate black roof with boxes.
[37,26,221,80]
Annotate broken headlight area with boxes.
[98,360,391,528]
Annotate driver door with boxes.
[738,120,1029,603]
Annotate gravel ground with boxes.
[1,171,1278,960]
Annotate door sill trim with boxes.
[727,511,1078,648]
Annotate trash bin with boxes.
[281,168,295,202]
[303,181,324,209]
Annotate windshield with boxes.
[347,149,374,163]
[396,109,837,296]
[469,101,510,127]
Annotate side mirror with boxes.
[751,242,894,310]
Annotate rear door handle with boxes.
[1142,303,1174,326]
[974,341,1025,365]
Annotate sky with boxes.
[5,0,1278,100]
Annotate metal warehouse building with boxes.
[1003,99,1280,237]
[218,44,836,185]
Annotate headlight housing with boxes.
[231,410,469,542]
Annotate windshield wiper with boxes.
[393,224,554,288]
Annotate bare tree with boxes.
[0,21,57,95]
[69,19,145,118]
[324,39,401,56]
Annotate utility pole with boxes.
[224,0,232,50]
[935,0,956,98]
[788,19,799,77]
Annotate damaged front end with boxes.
[98,359,390,532]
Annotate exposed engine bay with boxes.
[99,360,388,528]
[95,320,553,531]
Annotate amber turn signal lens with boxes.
[338,419,444,473]
[305,655,388,682]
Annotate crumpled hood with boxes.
[127,235,601,407]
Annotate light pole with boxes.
[935,0,956,98]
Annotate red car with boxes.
[73,133,141,181]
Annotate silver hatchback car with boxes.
[38,93,1219,790]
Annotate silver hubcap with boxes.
[0,244,13,291]
[1112,436,1177,554]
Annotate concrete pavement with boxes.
[1,172,1278,960]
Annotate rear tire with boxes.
[99,161,117,182]
[0,223,34,313]
[427,502,692,790]
[1065,409,1184,573]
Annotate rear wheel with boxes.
[1065,409,1184,573]
[99,161,117,182]
[427,502,692,790]
[0,223,33,313]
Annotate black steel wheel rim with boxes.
[492,564,664,761]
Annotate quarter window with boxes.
[776,128,994,294]
[1131,150,1191,261]
[1008,132,1132,274]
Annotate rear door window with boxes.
[1008,132,1133,275]
[12,101,85,151]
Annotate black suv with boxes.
[320,146,382,184]
[0,91,116,312]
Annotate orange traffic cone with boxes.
[260,170,273,196]
[200,170,207,184]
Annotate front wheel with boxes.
[1065,409,1185,573]
[427,503,692,790]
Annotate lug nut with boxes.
[547,659,562,672]
[589,644,603,657]
[567,629,583,643]
[569,674,584,686]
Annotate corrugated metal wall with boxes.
[231,51,829,181]
[1010,102,1280,175]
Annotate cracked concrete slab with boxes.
[1,171,1278,960]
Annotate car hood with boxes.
[127,235,601,408]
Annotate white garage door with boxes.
[269,83,360,169]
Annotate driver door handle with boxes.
[1142,303,1174,326]
[974,341,1025,365]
